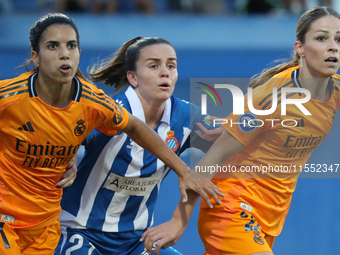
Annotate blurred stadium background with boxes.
[1,0,340,254]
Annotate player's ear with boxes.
[31,51,39,67]
[295,41,304,58]
[127,71,138,88]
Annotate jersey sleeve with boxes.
[82,92,131,146]
[223,83,280,146]
[95,96,130,136]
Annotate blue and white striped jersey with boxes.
[59,86,215,232]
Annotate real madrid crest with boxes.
[74,119,86,136]
[165,130,178,152]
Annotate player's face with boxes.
[298,15,340,78]
[130,44,178,104]
[31,24,81,86]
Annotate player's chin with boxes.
[57,75,74,85]
[159,95,172,102]
[326,70,339,78]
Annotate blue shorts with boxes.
[54,227,183,255]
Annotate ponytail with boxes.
[88,37,142,92]
[88,36,173,93]
[248,51,300,88]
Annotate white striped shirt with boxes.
[59,86,214,232]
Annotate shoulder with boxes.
[78,77,104,94]
[255,66,299,94]
[0,72,32,88]
[77,77,117,111]
[172,97,190,108]
[267,66,298,88]
[272,66,299,79]
[332,75,340,104]
[171,96,197,115]
[112,92,131,113]
[0,72,32,104]
[249,67,300,112]
[171,96,204,122]
[332,74,340,93]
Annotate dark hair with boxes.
[89,37,174,92]
[29,13,79,52]
[249,6,340,88]
[24,13,85,80]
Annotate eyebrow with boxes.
[315,30,340,34]
[45,40,78,45]
[145,57,177,62]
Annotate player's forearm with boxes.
[171,190,200,228]
[123,115,189,179]
[195,130,244,179]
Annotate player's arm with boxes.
[196,128,244,179]
[141,189,199,255]
[141,129,244,254]
[121,113,224,207]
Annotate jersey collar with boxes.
[125,86,171,125]
[28,73,82,101]
[291,68,334,95]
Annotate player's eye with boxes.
[68,43,77,49]
[48,44,57,49]
[168,64,176,69]
[316,36,325,42]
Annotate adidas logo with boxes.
[1,214,14,223]
[296,118,304,127]
[18,121,35,132]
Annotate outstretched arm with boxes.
[196,129,244,179]
[141,129,244,254]
[121,113,224,207]
[141,190,199,255]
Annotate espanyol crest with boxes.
[165,130,178,152]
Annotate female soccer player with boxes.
[142,6,340,255]
[55,37,223,255]
[0,14,221,255]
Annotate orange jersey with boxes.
[0,72,129,229]
[202,66,340,236]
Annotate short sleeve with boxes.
[96,99,130,136]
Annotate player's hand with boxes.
[55,155,78,188]
[195,116,224,142]
[141,218,185,255]
[178,170,224,208]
